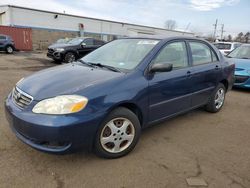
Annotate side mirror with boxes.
[81,43,86,47]
[150,63,173,73]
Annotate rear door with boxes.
[187,40,221,107]
[148,40,192,123]
[94,39,105,48]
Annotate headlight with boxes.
[55,48,65,52]
[32,95,88,115]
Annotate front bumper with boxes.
[5,94,104,154]
[47,51,63,61]
[234,73,250,89]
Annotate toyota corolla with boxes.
[5,37,235,158]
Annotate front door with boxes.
[79,38,95,56]
[148,41,192,123]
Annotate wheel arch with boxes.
[63,50,79,59]
[5,44,15,50]
[108,102,144,127]
[220,79,229,91]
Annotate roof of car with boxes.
[121,35,207,42]
[214,42,241,44]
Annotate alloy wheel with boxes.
[100,117,135,153]
[66,53,76,63]
[7,46,13,53]
[215,88,225,109]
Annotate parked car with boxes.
[5,36,235,158]
[227,44,250,88]
[47,37,105,63]
[214,42,241,55]
[0,34,15,54]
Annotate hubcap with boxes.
[7,47,13,53]
[100,118,135,153]
[215,88,225,109]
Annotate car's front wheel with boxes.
[64,52,76,63]
[94,107,141,158]
[6,45,14,54]
[205,83,226,113]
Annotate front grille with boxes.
[12,87,33,108]
[235,75,249,84]
[48,48,54,54]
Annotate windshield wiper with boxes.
[88,62,122,72]
[77,60,96,67]
[242,57,250,59]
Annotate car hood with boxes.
[48,43,77,49]
[17,63,123,101]
[232,58,250,69]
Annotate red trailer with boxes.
[0,26,32,51]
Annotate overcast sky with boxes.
[0,0,249,37]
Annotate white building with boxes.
[0,5,194,49]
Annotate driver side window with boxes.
[83,38,94,46]
[153,41,188,69]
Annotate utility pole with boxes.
[213,19,218,41]
[220,24,225,40]
[183,22,191,35]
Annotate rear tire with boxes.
[64,52,76,63]
[94,107,141,159]
[5,45,14,54]
[205,83,226,113]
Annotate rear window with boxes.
[94,39,105,45]
[214,43,231,50]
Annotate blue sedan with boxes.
[5,37,235,158]
[227,44,250,89]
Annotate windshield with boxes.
[81,39,159,71]
[228,45,250,59]
[68,38,84,45]
[214,43,231,50]
[56,38,70,44]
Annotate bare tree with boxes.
[235,32,244,42]
[227,34,232,42]
[164,20,177,30]
[244,32,250,43]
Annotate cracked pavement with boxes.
[0,52,250,188]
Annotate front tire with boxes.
[94,107,141,159]
[6,45,14,54]
[205,83,226,113]
[64,52,76,63]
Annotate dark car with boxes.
[47,37,105,63]
[5,36,234,158]
[0,34,15,54]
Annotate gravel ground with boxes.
[0,52,250,188]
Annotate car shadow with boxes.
[232,87,250,93]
